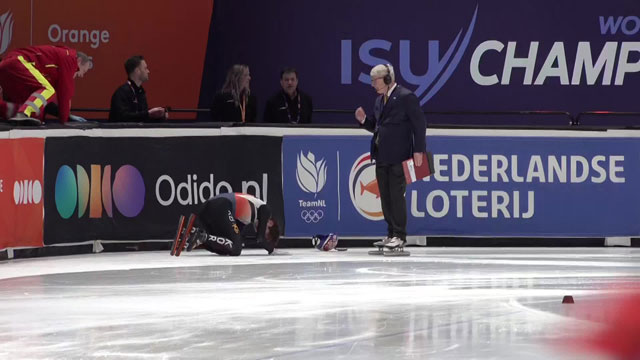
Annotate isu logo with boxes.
[348,153,383,220]
[55,164,145,219]
[13,180,43,205]
[0,10,13,55]
[340,6,478,106]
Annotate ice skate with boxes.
[170,213,196,256]
[383,237,410,257]
[368,237,391,255]
[170,215,186,256]
[185,227,207,252]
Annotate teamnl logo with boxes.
[55,164,145,219]
[349,153,383,221]
[340,5,478,106]
[0,10,14,55]
[296,151,327,223]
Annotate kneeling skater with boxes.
[171,192,280,256]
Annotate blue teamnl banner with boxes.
[283,135,640,237]
[283,136,387,237]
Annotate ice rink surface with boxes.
[1,247,639,359]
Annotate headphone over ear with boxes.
[383,64,392,85]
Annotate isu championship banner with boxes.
[283,134,640,237]
[43,136,283,244]
[0,138,45,250]
[201,0,640,123]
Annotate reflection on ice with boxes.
[0,248,638,359]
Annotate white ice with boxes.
[1,247,639,359]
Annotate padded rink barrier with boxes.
[282,129,640,240]
[2,126,640,258]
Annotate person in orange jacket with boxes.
[0,45,93,125]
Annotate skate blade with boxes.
[383,250,410,257]
[271,250,291,256]
[175,213,196,257]
[170,215,186,256]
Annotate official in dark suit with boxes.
[355,64,427,249]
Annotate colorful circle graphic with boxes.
[112,165,145,217]
[55,165,77,219]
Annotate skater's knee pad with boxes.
[312,233,338,251]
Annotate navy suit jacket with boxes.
[361,85,427,164]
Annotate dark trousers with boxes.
[197,198,243,256]
[375,162,407,240]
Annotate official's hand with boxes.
[355,107,366,124]
[149,107,165,119]
[414,152,424,167]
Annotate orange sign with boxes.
[0,1,213,119]
[0,138,45,250]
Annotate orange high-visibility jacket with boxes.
[5,45,78,122]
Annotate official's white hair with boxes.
[370,64,395,83]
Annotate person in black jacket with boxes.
[210,64,256,122]
[263,67,313,124]
[355,64,427,250]
[109,55,167,122]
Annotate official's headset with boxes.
[382,64,394,85]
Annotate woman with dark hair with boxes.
[210,64,257,122]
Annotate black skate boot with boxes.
[186,227,208,252]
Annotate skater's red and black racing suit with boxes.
[196,193,272,256]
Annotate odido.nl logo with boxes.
[349,153,383,221]
[13,180,43,205]
[55,164,145,219]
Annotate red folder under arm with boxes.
[402,151,435,184]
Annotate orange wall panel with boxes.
[0,138,45,250]
[1,1,213,118]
